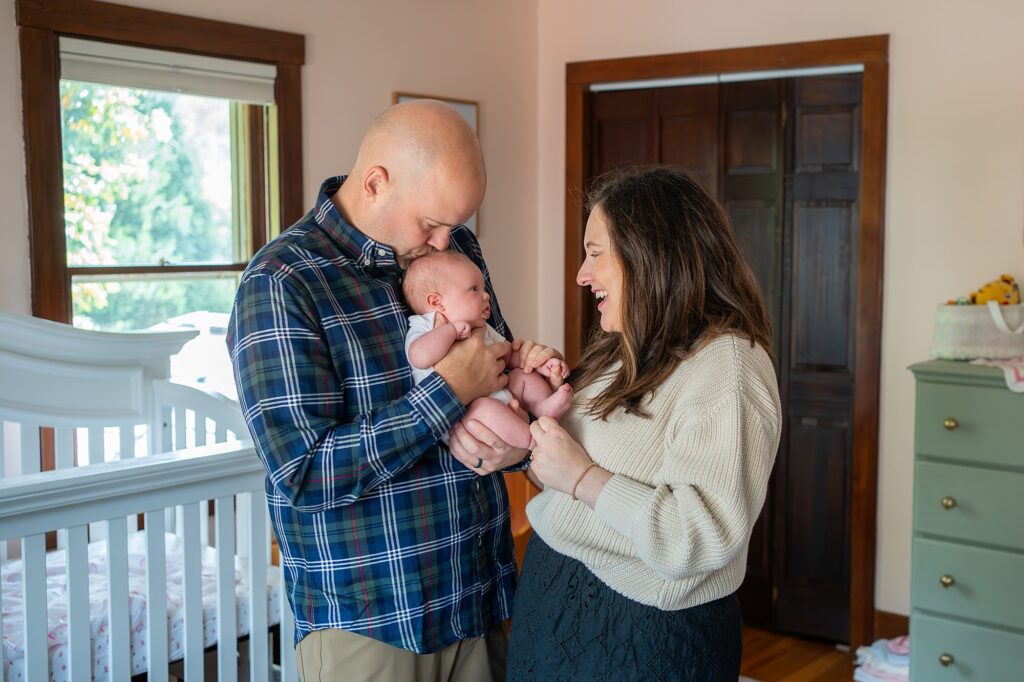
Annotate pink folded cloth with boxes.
[972,357,1024,392]
[887,635,909,656]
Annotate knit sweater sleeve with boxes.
[592,358,780,581]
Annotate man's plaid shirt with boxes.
[227,176,518,653]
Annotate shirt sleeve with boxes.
[591,388,780,581]
[228,271,465,513]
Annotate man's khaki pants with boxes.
[296,623,507,682]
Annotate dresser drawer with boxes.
[912,537,1024,630]
[914,461,1024,551]
[916,381,1024,467]
[910,612,1024,682]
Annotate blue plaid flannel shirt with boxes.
[227,176,518,653]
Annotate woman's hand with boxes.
[511,339,567,389]
[528,417,592,495]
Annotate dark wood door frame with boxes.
[564,35,888,650]
[16,0,305,323]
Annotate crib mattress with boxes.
[2,530,282,681]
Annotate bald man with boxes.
[227,101,543,681]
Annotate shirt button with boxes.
[376,248,386,257]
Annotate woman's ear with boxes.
[426,292,444,312]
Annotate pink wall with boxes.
[4,0,1024,619]
[0,0,540,337]
[537,0,1024,615]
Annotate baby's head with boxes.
[403,251,491,327]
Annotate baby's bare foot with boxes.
[536,383,574,420]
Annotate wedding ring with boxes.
[475,457,483,469]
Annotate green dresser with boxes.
[910,360,1024,681]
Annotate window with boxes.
[17,0,304,399]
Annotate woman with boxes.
[507,166,782,681]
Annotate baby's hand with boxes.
[537,358,570,380]
[452,320,472,340]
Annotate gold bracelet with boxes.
[570,462,600,501]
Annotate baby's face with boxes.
[438,260,491,327]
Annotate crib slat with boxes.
[174,407,187,451]
[87,428,108,541]
[248,490,269,682]
[67,524,91,681]
[53,428,77,547]
[145,511,169,682]
[215,497,238,682]
[20,423,40,475]
[215,421,227,444]
[160,405,174,452]
[280,570,296,682]
[195,411,209,447]
[182,501,205,681]
[107,516,131,680]
[119,424,135,460]
[54,428,75,547]
[88,425,105,464]
[22,533,48,680]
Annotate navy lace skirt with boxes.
[507,535,742,682]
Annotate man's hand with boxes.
[435,327,509,406]
[449,400,531,475]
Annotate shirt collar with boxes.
[314,176,400,272]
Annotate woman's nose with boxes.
[576,262,590,287]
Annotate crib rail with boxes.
[0,441,296,682]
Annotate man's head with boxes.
[337,100,486,268]
[403,251,491,327]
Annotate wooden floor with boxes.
[741,627,855,682]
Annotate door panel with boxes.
[773,74,861,642]
[719,80,784,629]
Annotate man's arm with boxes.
[229,272,465,513]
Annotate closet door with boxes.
[585,85,719,336]
[719,79,785,628]
[771,74,862,642]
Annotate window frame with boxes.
[17,0,304,323]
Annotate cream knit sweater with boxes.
[526,334,782,610]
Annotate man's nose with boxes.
[428,227,451,252]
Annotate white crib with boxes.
[0,310,296,681]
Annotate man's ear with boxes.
[426,292,444,312]
[363,166,390,201]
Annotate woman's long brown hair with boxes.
[573,166,773,419]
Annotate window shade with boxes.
[59,37,277,105]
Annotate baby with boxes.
[403,250,573,449]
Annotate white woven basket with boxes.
[930,302,1024,360]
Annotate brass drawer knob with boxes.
[939,653,954,667]
[941,496,957,510]
[939,574,955,588]
[943,417,959,430]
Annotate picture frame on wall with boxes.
[392,91,480,235]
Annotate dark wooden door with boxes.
[770,74,862,642]
[584,74,862,643]
[720,79,785,629]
